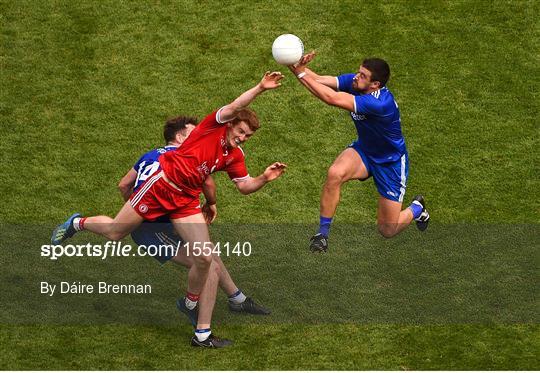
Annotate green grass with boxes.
[2,325,538,370]
[1,0,539,370]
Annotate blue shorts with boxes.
[348,141,409,203]
[131,218,183,264]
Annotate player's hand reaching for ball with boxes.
[289,50,316,74]
[297,50,316,67]
[260,71,284,90]
[264,162,287,182]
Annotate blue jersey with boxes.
[133,145,177,191]
[337,73,407,164]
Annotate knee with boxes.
[192,251,213,268]
[326,165,346,185]
[378,224,397,239]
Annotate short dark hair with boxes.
[163,115,198,143]
[362,58,390,87]
[231,108,260,131]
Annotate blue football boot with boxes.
[51,213,81,244]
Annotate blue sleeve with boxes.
[354,94,384,116]
[336,74,356,93]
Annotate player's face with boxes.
[227,121,255,148]
[352,66,380,93]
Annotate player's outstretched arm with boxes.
[294,51,337,89]
[201,176,217,224]
[291,68,354,112]
[219,72,283,123]
[288,52,353,111]
[235,162,287,195]
[118,168,137,201]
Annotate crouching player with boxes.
[118,115,271,319]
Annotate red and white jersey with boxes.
[159,109,249,197]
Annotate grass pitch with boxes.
[1,0,539,369]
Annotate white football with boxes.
[272,34,304,65]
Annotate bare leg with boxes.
[83,201,144,241]
[213,255,239,296]
[171,249,194,268]
[377,196,414,238]
[195,259,220,329]
[172,251,238,297]
[320,148,369,217]
[171,213,213,299]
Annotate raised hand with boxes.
[289,50,316,74]
[263,162,287,182]
[296,50,316,67]
[260,71,284,90]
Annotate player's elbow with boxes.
[117,182,130,195]
[235,179,254,195]
[236,185,251,195]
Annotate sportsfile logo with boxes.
[40,241,252,260]
[41,241,178,261]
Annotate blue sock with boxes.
[408,201,423,219]
[318,216,333,238]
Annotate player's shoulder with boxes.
[200,109,226,126]
[230,146,246,158]
[141,145,175,161]
[355,87,397,116]
[367,87,396,106]
[368,86,393,99]
[223,146,245,167]
[191,110,224,137]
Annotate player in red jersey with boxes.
[52,71,286,347]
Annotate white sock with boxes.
[73,218,83,231]
[228,289,246,304]
[195,328,211,342]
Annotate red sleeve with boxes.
[226,148,249,182]
[195,110,223,134]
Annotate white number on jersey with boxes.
[135,161,160,186]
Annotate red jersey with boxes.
[159,109,249,197]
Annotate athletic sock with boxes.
[408,201,423,219]
[318,216,333,238]
[195,328,211,342]
[73,217,87,231]
[228,289,246,304]
[185,292,199,310]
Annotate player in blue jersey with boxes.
[289,53,430,252]
[117,115,270,317]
